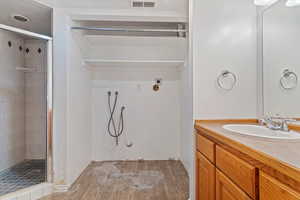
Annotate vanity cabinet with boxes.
[196,131,300,200]
[196,133,255,200]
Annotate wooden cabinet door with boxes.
[196,152,215,200]
[216,146,257,199]
[260,172,300,200]
[216,169,251,200]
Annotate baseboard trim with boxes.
[53,184,70,193]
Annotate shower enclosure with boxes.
[0,0,52,197]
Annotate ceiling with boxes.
[45,0,187,15]
[0,0,52,36]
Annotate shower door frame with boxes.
[0,24,54,183]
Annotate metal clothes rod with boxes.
[71,26,187,33]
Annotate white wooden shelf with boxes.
[70,12,188,23]
[85,35,187,46]
[83,59,185,70]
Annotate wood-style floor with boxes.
[41,160,189,200]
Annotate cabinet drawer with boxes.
[196,134,215,163]
[216,146,257,199]
[260,172,300,200]
[216,169,251,200]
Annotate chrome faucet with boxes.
[259,116,296,132]
[259,117,281,130]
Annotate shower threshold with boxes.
[0,159,46,196]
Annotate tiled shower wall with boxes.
[0,30,26,171]
[0,29,47,171]
[24,41,47,160]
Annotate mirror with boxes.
[262,0,300,118]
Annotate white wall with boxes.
[44,7,92,188]
[92,79,181,161]
[51,6,93,188]
[179,1,194,199]
[191,1,258,199]
[193,0,257,119]
[64,22,92,185]
[84,29,184,162]
[67,22,185,164]
[263,1,300,117]
[0,30,25,171]
[85,36,186,61]
[180,63,194,198]
[24,40,47,160]
[51,12,93,185]
[52,8,68,185]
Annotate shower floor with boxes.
[41,160,189,200]
[0,160,46,196]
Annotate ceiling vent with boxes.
[132,1,156,8]
[144,2,156,7]
[132,1,144,7]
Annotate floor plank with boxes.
[40,160,189,200]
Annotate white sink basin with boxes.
[223,124,300,140]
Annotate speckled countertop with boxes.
[291,121,300,126]
[195,120,300,182]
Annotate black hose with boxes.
[107,91,125,145]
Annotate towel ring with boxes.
[217,70,237,91]
[280,69,298,90]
